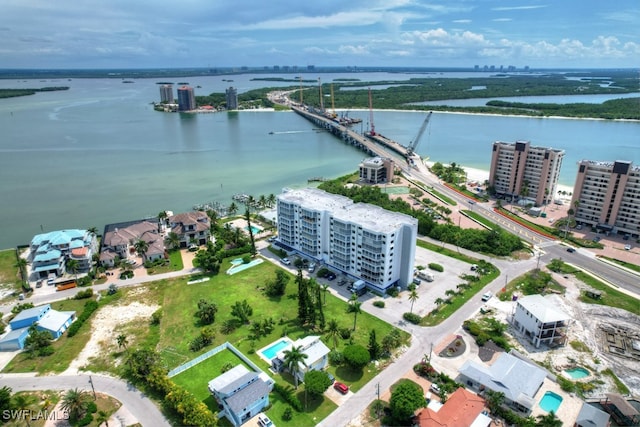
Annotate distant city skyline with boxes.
[1,1,639,69]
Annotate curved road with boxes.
[0,373,171,427]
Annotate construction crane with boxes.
[406,111,433,157]
[367,87,376,136]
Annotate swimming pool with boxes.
[226,258,263,275]
[245,225,262,234]
[539,391,563,413]
[565,367,590,379]
[260,339,292,360]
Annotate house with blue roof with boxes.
[458,351,548,415]
[30,229,98,279]
[0,304,76,351]
[207,364,274,426]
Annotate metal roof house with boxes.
[574,402,611,427]
[512,294,571,348]
[0,304,76,351]
[458,352,548,415]
[207,364,274,426]
[30,229,98,279]
[272,335,330,382]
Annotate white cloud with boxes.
[493,18,512,22]
[453,19,472,23]
[492,5,548,11]
[338,45,370,55]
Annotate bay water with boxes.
[1,74,638,248]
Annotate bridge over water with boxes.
[291,105,412,161]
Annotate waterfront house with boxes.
[574,402,611,427]
[30,229,98,279]
[207,364,274,426]
[273,335,330,382]
[458,352,547,415]
[512,294,571,348]
[168,211,210,247]
[100,219,164,266]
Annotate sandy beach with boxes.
[424,160,574,201]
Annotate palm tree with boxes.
[66,258,79,281]
[408,289,419,314]
[282,345,308,389]
[267,193,276,208]
[165,232,180,250]
[434,297,445,306]
[96,410,110,427]
[228,202,238,217]
[246,195,256,211]
[245,209,256,255]
[60,388,91,421]
[536,411,562,427]
[258,195,267,210]
[87,226,98,236]
[325,319,340,349]
[14,257,27,281]
[134,239,149,261]
[321,284,330,305]
[484,389,505,413]
[12,393,37,427]
[347,293,362,331]
[116,334,128,351]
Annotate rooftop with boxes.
[517,294,571,323]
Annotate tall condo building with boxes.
[489,140,564,205]
[177,86,196,111]
[276,188,417,292]
[359,157,394,184]
[159,84,174,103]
[571,160,640,236]
[225,86,238,110]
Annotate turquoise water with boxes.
[261,339,291,360]
[565,367,589,379]
[227,258,263,275]
[539,391,563,413]
[245,225,261,234]
[1,74,638,248]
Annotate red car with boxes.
[333,382,349,394]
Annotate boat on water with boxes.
[268,131,274,135]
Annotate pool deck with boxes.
[256,337,294,365]
[531,378,583,424]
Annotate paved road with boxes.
[0,373,171,427]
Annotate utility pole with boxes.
[536,251,542,270]
[88,375,96,400]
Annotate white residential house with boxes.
[458,351,548,415]
[512,294,571,348]
[207,365,274,427]
[100,219,165,267]
[273,335,330,382]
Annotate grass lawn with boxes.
[146,250,184,275]
[0,249,20,301]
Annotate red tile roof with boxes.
[416,388,487,427]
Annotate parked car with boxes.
[412,277,422,286]
[624,244,631,250]
[470,264,478,271]
[566,247,576,253]
[36,280,43,288]
[308,262,316,273]
[333,382,349,395]
[267,236,276,243]
[429,383,441,394]
[188,244,198,252]
[481,292,492,302]
[281,257,291,265]
[257,414,274,427]
[326,272,336,281]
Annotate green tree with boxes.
[0,386,12,414]
[389,381,425,422]
[24,325,53,357]
[11,393,37,427]
[485,389,505,413]
[265,270,289,297]
[408,289,419,314]
[134,239,149,261]
[303,370,332,398]
[244,209,257,255]
[325,319,340,349]
[96,410,110,427]
[230,300,253,324]
[14,257,27,282]
[536,411,562,427]
[66,258,80,281]
[267,193,276,208]
[227,202,238,216]
[368,329,381,360]
[321,283,330,305]
[116,334,128,351]
[343,344,370,370]
[125,348,162,380]
[282,345,308,389]
[258,195,267,210]
[166,232,181,250]
[60,388,91,421]
[347,293,362,331]
[195,299,218,325]
[192,244,220,274]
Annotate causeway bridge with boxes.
[291,105,412,160]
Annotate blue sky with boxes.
[1,0,639,69]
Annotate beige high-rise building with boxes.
[359,157,394,184]
[570,160,640,236]
[489,140,564,206]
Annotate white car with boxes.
[481,292,492,302]
[257,414,274,427]
[281,257,291,265]
[429,383,441,394]
[624,244,631,251]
